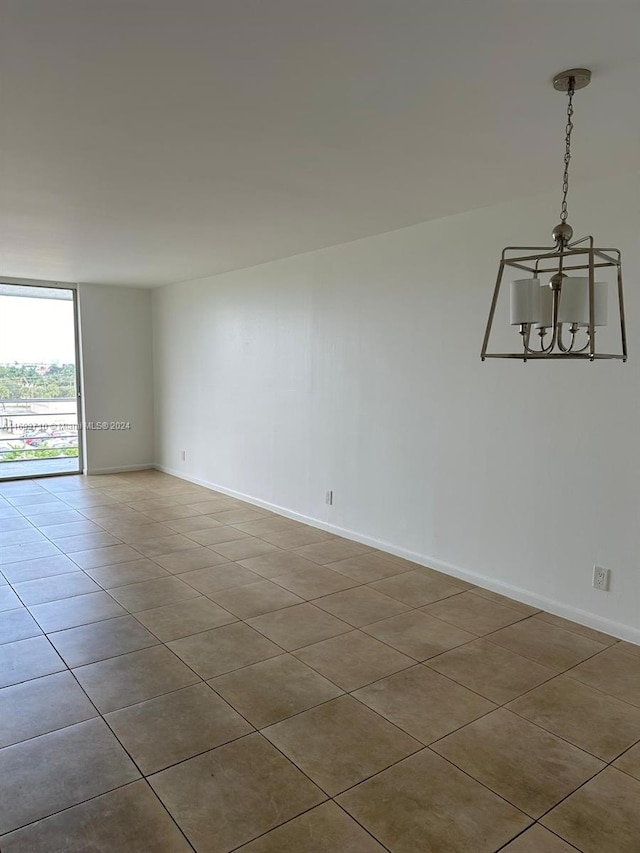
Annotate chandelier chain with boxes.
[560,79,575,224]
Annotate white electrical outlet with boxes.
[325,490,333,506]
[180,450,186,462]
[593,565,611,591]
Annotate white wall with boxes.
[79,283,154,473]
[153,175,640,641]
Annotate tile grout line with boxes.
[492,822,583,853]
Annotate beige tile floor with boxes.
[1,471,639,852]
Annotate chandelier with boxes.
[481,69,627,362]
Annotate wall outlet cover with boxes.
[593,565,611,592]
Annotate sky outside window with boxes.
[0,295,76,364]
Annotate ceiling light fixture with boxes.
[481,69,627,362]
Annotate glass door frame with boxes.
[0,277,84,482]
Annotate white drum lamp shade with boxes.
[558,278,608,326]
[582,281,608,327]
[510,279,541,325]
[535,283,554,330]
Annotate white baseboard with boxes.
[155,463,640,646]
[86,463,155,475]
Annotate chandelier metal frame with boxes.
[480,69,627,363]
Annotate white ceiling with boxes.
[1,0,639,287]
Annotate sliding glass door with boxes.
[0,282,83,480]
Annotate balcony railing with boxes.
[0,398,79,464]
